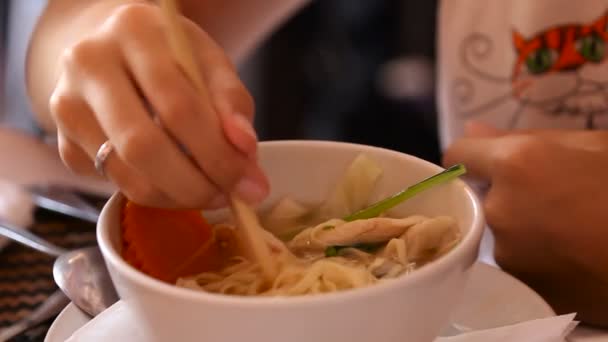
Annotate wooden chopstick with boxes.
[157,0,278,282]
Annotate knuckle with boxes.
[58,138,89,173]
[493,147,523,171]
[206,149,249,190]
[117,129,156,165]
[61,40,105,75]
[156,94,197,128]
[106,3,156,34]
[48,92,77,123]
[493,137,544,178]
[49,92,80,130]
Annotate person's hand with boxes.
[49,2,268,208]
[443,122,608,327]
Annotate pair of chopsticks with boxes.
[156,0,278,282]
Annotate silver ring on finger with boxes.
[94,140,114,177]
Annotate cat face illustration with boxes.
[511,13,608,128]
[455,13,608,129]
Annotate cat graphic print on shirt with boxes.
[438,0,608,148]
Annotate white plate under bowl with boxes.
[44,262,555,342]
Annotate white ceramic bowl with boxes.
[97,140,484,342]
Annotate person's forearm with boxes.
[26,0,309,133]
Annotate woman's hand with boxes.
[444,122,608,327]
[49,2,268,208]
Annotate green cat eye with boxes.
[578,34,605,62]
[525,47,556,74]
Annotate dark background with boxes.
[245,0,441,163]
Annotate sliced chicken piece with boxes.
[401,216,460,263]
[380,238,409,265]
[288,215,427,254]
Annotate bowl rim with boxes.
[97,140,485,308]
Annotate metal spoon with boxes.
[28,185,101,223]
[53,245,119,316]
[0,221,119,317]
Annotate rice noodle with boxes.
[177,253,379,296]
[175,154,461,297]
[176,215,460,297]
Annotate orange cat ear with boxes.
[513,30,526,52]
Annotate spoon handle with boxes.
[29,185,101,223]
[0,220,67,257]
[0,290,70,341]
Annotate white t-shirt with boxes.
[438,0,608,149]
[438,0,608,264]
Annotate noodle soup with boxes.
[121,154,462,297]
[98,140,484,342]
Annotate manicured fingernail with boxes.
[234,165,269,204]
